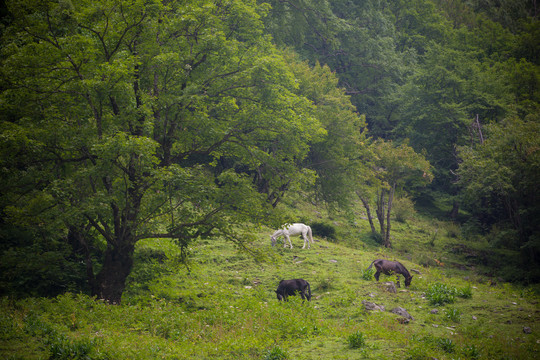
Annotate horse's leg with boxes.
[301,230,308,249]
[396,274,401,288]
[374,271,380,281]
[285,234,292,248]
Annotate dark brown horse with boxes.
[366,259,413,287]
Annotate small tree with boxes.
[358,140,432,247]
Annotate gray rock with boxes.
[362,300,385,312]
[391,307,414,320]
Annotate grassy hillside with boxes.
[1,200,539,359]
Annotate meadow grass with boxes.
[1,206,540,359]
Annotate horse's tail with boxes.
[307,281,312,301]
[307,225,314,244]
[366,260,376,270]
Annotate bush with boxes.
[310,222,336,241]
[347,331,366,349]
[392,196,416,223]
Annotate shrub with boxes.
[393,196,416,223]
[310,222,336,241]
[445,222,461,238]
[347,331,366,349]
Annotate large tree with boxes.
[0,0,325,303]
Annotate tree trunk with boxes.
[384,183,396,248]
[357,193,377,235]
[92,240,135,304]
[376,190,385,239]
[449,200,459,220]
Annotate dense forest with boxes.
[0,0,538,305]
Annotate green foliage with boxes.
[360,267,375,281]
[462,344,481,359]
[347,331,367,349]
[458,116,540,264]
[0,0,338,302]
[426,283,472,306]
[435,337,455,353]
[310,222,336,241]
[48,334,97,360]
[0,228,88,298]
[444,307,461,323]
[393,196,417,223]
[262,346,288,360]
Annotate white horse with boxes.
[270,223,314,249]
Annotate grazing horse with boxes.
[275,279,311,302]
[270,223,314,249]
[367,259,413,287]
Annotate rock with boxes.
[523,327,532,334]
[472,315,477,320]
[378,281,397,294]
[431,309,439,314]
[362,300,385,312]
[329,259,338,263]
[397,317,410,324]
[411,268,422,274]
[391,307,414,320]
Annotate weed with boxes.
[462,344,481,359]
[444,307,461,323]
[48,334,95,360]
[360,267,374,281]
[459,284,473,299]
[425,283,456,306]
[347,331,366,349]
[428,228,438,247]
[435,337,455,353]
[426,283,472,306]
[263,345,288,360]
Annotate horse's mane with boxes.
[396,262,412,278]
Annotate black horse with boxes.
[275,279,311,301]
[367,259,413,287]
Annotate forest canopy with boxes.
[0,0,538,301]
